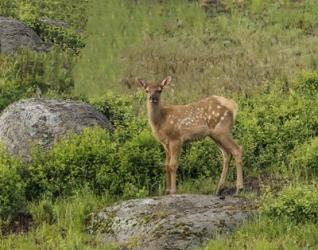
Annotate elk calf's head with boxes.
[137,76,172,104]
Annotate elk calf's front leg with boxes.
[169,142,181,195]
[233,148,244,194]
[164,147,171,194]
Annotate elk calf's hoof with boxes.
[234,187,244,197]
[170,190,177,195]
[216,186,226,197]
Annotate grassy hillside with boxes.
[0,0,318,249]
[75,0,318,102]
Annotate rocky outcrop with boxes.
[0,16,49,54]
[89,194,255,250]
[0,98,112,160]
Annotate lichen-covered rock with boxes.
[0,98,112,160]
[89,194,255,250]
[0,16,49,54]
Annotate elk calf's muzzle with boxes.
[149,95,158,103]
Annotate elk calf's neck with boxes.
[137,76,243,196]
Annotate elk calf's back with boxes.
[152,96,238,143]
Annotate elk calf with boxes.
[137,76,243,195]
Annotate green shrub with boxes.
[0,47,75,112]
[90,91,148,143]
[32,22,85,53]
[0,146,26,222]
[24,128,118,199]
[179,138,222,181]
[24,125,161,200]
[89,92,136,128]
[261,184,318,224]
[119,129,164,196]
[290,138,318,177]
[294,71,318,94]
[235,88,318,171]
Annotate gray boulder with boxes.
[0,98,112,160]
[0,16,49,54]
[89,194,255,250]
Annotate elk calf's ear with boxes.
[136,78,148,89]
[160,76,172,88]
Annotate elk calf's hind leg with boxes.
[216,145,232,196]
[216,135,244,195]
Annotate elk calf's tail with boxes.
[214,96,238,121]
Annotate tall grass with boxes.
[0,191,117,250]
[74,0,318,103]
[74,0,206,95]
[202,217,318,250]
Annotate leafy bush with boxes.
[261,184,318,224]
[235,87,318,171]
[89,91,148,143]
[24,128,118,199]
[0,47,75,112]
[294,71,318,94]
[24,125,161,200]
[89,92,136,128]
[290,138,318,177]
[0,146,26,222]
[119,129,164,196]
[179,138,222,181]
[32,22,85,53]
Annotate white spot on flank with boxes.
[217,105,221,109]
[216,112,220,117]
[212,111,215,115]
[221,116,225,121]
[170,120,174,124]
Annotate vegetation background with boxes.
[0,0,318,249]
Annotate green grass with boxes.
[0,191,118,250]
[74,0,206,96]
[74,0,318,103]
[201,216,318,250]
